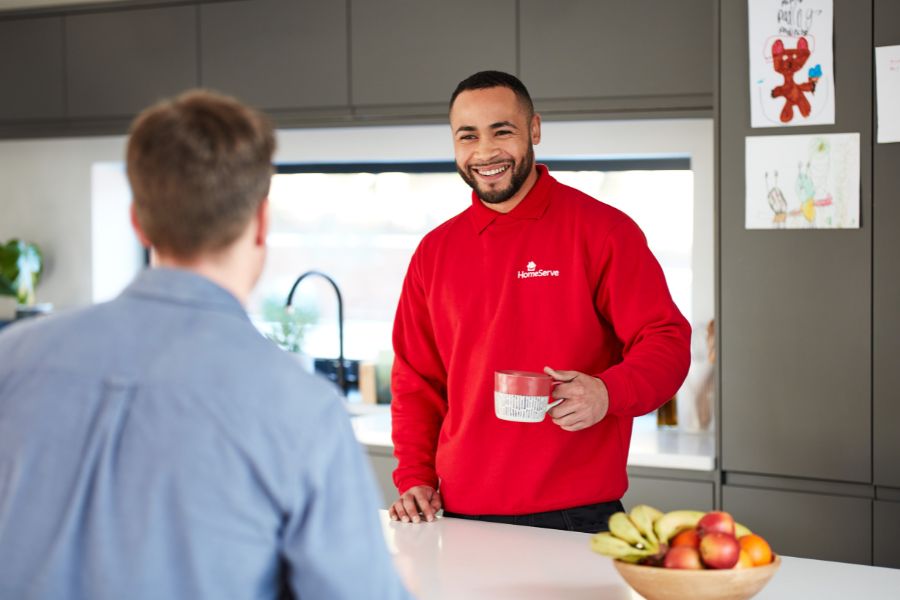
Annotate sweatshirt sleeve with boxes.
[390,248,448,494]
[594,217,692,418]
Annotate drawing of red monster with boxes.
[770,37,819,123]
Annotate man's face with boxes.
[450,86,541,205]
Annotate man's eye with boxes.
[459,135,476,141]
[496,130,512,136]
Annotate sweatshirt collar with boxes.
[468,164,555,234]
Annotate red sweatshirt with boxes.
[391,165,691,515]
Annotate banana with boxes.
[628,504,663,548]
[653,510,705,544]
[608,512,653,550]
[735,521,753,538]
[590,532,653,563]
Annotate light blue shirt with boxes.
[0,268,411,600]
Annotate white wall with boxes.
[0,119,713,326]
[0,136,127,317]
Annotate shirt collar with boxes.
[123,267,249,320]
[468,164,555,234]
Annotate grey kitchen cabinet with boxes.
[200,0,348,112]
[0,16,64,121]
[874,498,900,568]
[366,446,398,509]
[623,475,714,513]
[718,0,872,483]
[350,0,516,109]
[873,0,900,491]
[65,5,198,118]
[723,484,872,565]
[519,0,714,113]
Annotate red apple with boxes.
[697,511,736,537]
[670,528,701,549]
[699,532,741,569]
[663,546,704,570]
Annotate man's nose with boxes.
[474,136,500,161]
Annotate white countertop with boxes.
[380,510,900,600]
[350,404,715,471]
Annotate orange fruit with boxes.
[735,549,754,569]
[671,528,700,549]
[739,533,773,566]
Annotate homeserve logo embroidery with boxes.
[517,260,560,279]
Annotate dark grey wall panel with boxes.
[723,485,872,564]
[200,0,347,111]
[65,5,198,118]
[874,500,900,568]
[623,477,714,512]
[719,0,872,482]
[873,0,900,489]
[0,17,64,120]
[350,0,516,107]
[520,0,713,102]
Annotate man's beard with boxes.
[457,144,535,204]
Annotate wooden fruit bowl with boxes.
[612,555,781,600]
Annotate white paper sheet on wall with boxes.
[876,45,900,144]
[748,0,835,128]
[745,133,860,229]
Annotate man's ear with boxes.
[254,197,270,247]
[130,203,151,248]
[530,112,542,145]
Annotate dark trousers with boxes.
[442,500,624,534]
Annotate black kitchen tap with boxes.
[285,270,347,396]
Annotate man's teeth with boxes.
[476,165,509,176]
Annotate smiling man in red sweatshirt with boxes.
[388,71,691,533]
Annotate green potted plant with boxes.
[0,239,51,320]
[260,297,318,368]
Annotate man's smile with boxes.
[471,162,512,181]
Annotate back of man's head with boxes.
[126,90,275,260]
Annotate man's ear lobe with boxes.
[255,197,270,246]
[130,203,151,248]
[531,112,542,145]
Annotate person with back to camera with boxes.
[388,71,692,533]
[0,90,411,600]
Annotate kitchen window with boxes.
[249,158,695,367]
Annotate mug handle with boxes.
[544,398,564,413]
[544,380,565,413]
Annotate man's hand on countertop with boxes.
[389,485,442,523]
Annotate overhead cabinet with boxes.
[519,0,714,114]
[350,0,517,109]
[65,5,198,118]
[200,0,349,112]
[0,0,715,135]
[0,16,65,121]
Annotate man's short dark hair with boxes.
[449,70,534,116]
[127,89,275,259]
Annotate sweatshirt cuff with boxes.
[394,472,440,496]
[597,365,631,416]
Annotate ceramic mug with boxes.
[494,370,564,423]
